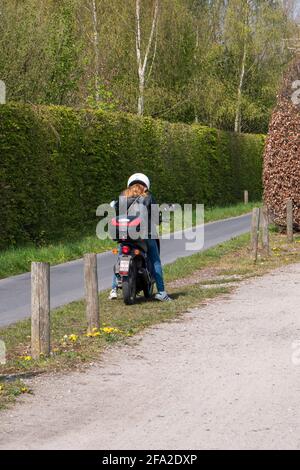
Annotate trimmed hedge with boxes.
[0,104,265,249]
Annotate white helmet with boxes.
[127,173,150,190]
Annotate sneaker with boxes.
[108,288,118,300]
[155,291,172,302]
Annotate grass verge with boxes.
[0,381,32,411]
[204,202,260,224]
[1,229,300,410]
[0,202,259,279]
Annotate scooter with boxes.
[111,215,155,305]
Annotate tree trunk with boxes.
[234,42,247,133]
[194,25,200,123]
[91,0,100,102]
[138,74,145,116]
[135,0,159,116]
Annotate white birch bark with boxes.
[194,25,199,123]
[91,0,100,102]
[135,0,159,116]
[234,39,247,133]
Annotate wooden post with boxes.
[244,190,249,205]
[261,206,270,257]
[84,253,100,332]
[287,199,294,243]
[31,262,50,359]
[251,207,260,262]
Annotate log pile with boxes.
[263,57,300,229]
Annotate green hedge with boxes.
[0,104,265,249]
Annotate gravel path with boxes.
[1,263,300,450]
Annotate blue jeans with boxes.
[112,239,165,292]
[147,239,165,292]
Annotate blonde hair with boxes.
[123,183,148,198]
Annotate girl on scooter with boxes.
[109,173,172,302]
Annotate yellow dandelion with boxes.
[21,387,29,394]
[102,327,123,334]
[102,327,115,334]
[20,355,32,361]
[69,334,78,342]
[86,331,101,337]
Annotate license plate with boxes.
[119,258,130,273]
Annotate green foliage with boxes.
[86,82,118,111]
[44,0,83,105]
[0,104,264,249]
[0,0,296,132]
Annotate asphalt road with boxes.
[0,213,251,328]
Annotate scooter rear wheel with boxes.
[122,261,137,305]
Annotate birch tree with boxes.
[225,0,252,133]
[235,35,247,133]
[224,0,292,133]
[135,0,159,116]
[91,0,100,102]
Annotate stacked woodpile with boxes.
[263,57,300,229]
